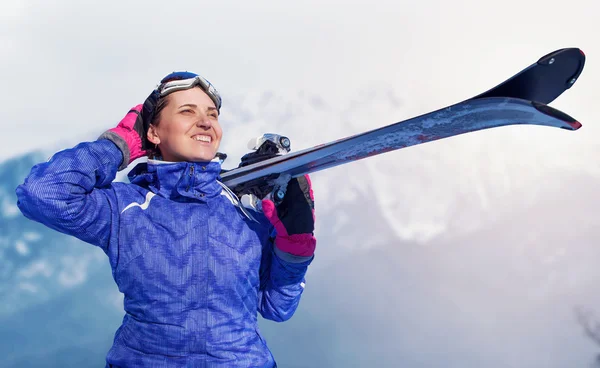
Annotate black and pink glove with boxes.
[98,105,149,171]
[261,175,316,257]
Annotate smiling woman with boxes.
[14,71,317,368]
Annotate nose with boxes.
[195,114,212,129]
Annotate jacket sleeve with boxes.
[15,139,123,254]
[257,226,314,322]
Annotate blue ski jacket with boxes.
[15,139,313,368]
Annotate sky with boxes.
[1,0,598,162]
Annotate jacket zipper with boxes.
[186,165,194,192]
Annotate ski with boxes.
[221,48,585,200]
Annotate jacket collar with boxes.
[127,158,223,202]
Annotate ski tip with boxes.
[537,47,585,64]
[532,101,581,130]
[567,120,582,130]
[536,48,586,89]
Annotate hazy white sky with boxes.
[0,0,598,161]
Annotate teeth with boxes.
[193,135,211,143]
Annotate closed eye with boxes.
[207,107,218,118]
[178,104,198,114]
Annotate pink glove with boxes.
[98,105,148,170]
[261,175,316,257]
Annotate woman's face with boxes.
[147,87,222,163]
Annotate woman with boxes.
[15,72,316,368]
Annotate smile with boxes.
[192,135,212,143]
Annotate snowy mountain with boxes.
[1,86,599,367]
[0,153,116,316]
[0,153,123,366]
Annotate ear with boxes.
[147,125,160,145]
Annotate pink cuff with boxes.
[109,125,145,162]
[274,233,316,257]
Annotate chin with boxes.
[189,152,217,163]
[173,146,218,163]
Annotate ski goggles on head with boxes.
[156,71,222,112]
